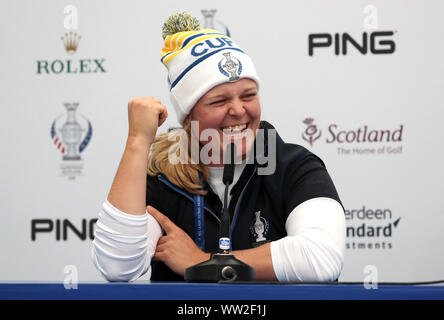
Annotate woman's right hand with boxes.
[127,97,168,145]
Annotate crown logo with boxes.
[61,32,81,54]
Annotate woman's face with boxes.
[190,78,261,166]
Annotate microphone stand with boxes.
[184,143,255,282]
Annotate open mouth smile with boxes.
[221,122,249,135]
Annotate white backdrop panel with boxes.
[0,0,443,282]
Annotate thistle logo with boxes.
[50,103,92,179]
[218,52,242,81]
[201,9,231,37]
[301,117,404,155]
[302,118,322,146]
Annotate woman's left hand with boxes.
[147,206,210,276]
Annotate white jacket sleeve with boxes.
[270,197,346,282]
[91,200,162,282]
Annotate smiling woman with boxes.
[190,79,261,165]
[91,12,346,283]
[146,78,260,195]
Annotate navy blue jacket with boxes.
[146,121,341,281]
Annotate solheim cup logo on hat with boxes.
[50,103,92,179]
[218,52,242,81]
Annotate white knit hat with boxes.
[161,13,260,124]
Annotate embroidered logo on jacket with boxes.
[250,211,269,245]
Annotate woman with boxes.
[91,13,346,282]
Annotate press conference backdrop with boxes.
[1,0,443,283]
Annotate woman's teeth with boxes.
[222,123,248,134]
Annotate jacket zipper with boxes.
[230,166,257,234]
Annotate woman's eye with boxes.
[242,93,256,99]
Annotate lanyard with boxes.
[193,172,205,250]
[194,193,233,252]
[193,193,205,250]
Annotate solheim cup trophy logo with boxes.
[250,211,269,247]
[302,118,321,146]
[253,211,266,242]
[201,9,217,28]
[201,9,231,37]
[61,103,82,161]
[50,103,92,179]
[218,52,242,81]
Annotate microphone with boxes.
[184,143,255,282]
[219,143,235,254]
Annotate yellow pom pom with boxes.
[162,12,201,40]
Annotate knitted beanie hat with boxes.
[161,13,260,124]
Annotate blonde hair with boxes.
[146,118,209,195]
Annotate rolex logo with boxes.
[61,32,81,54]
[36,32,106,75]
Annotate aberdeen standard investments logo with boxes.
[50,103,92,179]
[301,118,404,155]
[36,32,106,75]
[345,206,401,250]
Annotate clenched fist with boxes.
[127,97,168,145]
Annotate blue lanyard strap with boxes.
[193,173,205,250]
[193,193,205,250]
